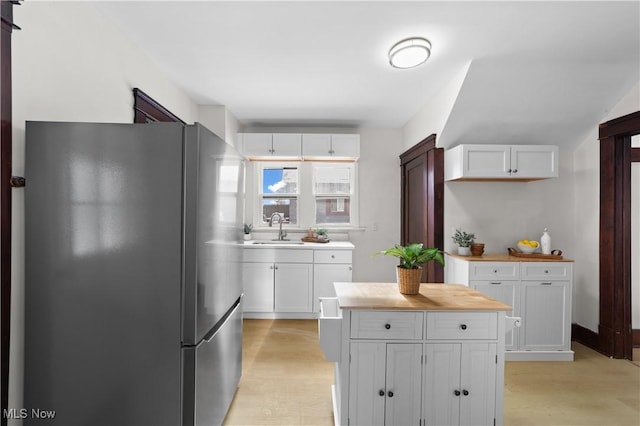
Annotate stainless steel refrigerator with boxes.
[24,121,245,425]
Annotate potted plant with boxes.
[316,227,329,241]
[375,243,444,295]
[243,223,253,241]
[452,228,475,256]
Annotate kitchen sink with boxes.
[250,240,305,245]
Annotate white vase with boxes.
[540,228,551,255]
[243,234,252,241]
[458,246,471,256]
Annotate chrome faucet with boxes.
[269,212,287,241]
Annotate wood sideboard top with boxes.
[333,282,512,311]
[446,252,574,262]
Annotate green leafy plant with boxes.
[243,223,253,234]
[375,243,444,269]
[316,227,328,236]
[452,228,475,247]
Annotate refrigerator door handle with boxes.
[203,295,243,344]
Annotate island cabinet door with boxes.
[423,343,497,426]
[348,342,422,426]
[384,344,423,426]
[349,342,386,426]
[423,344,461,426]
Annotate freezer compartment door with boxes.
[183,297,243,426]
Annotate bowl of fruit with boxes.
[517,240,539,254]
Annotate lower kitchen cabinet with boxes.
[274,263,313,312]
[241,262,313,313]
[243,262,275,312]
[242,244,354,318]
[519,280,571,351]
[423,343,497,426]
[349,342,422,426]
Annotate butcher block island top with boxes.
[333,282,512,311]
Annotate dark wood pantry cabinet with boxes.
[400,134,444,283]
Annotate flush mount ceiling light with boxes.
[388,37,432,69]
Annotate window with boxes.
[260,166,298,225]
[253,162,357,229]
[313,165,353,224]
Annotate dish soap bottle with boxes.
[541,228,551,255]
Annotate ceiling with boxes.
[93,1,639,140]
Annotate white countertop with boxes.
[243,240,354,249]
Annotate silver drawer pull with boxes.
[490,282,501,285]
[541,282,552,285]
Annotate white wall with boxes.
[573,82,640,332]
[10,1,200,419]
[402,62,470,151]
[198,105,240,148]
[349,128,403,283]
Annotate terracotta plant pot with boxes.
[470,243,485,256]
[396,266,422,295]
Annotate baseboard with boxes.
[633,329,640,347]
[571,323,600,352]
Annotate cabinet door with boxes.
[272,133,302,157]
[461,145,511,178]
[459,343,497,426]
[331,134,360,158]
[423,344,461,426]
[312,263,352,312]
[240,133,273,157]
[510,145,558,179]
[302,134,332,156]
[274,263,313,312]
[349,342,386,426]
[242,262,274,312]
[520,281,571,351]
[471,281,519,350]
[385,344,423,426]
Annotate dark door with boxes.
[400,134,444,283]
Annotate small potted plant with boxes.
[375,243,444,295]
[316,227,329,241]
[452,228,475,256]
[243,223,253,241]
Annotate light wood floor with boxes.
[223,319,640,426]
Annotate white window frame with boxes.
[251,161,358,230]
[312,163,357,227]
[256,162,300,226]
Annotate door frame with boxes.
[598,110,640,359]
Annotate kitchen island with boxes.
[319,282,512,426]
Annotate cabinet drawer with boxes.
[243,248,313,263]
[521,263,572,281]
[426,312,498,340]
[469,262,519,280]
[350,311,423,340]
[314,250,353,264]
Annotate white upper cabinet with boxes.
[302,133,360,160]
[238,133,302,159]
[238,133,359,160]
[445,144,558,181]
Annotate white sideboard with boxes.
[445,253,573,361]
